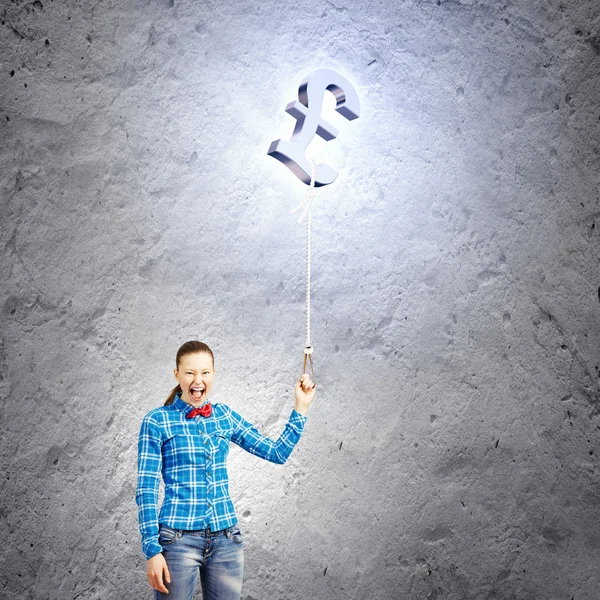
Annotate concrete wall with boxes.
[1,0,599,598]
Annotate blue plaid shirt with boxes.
[136,391,308,560]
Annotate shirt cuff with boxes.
[143,539,164,561]
[290,408,308,426]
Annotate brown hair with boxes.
[164,340,215,406]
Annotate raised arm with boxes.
[135,414,164,560]
[230,407,307,464]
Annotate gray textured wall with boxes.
[1,0,599,599]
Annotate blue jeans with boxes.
[154,524,244,600]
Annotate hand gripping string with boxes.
[290,159,316,383]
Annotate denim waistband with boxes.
[179,524,231,535]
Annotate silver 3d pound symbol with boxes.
[268,68,360,187]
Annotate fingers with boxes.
[299,373,316,390]
[154,572,169,594]
[149,574,169,593]
[147,556,170,593]
[151,571,169,594]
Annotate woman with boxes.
[136,340,316,600]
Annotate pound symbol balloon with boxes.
[267,68,360,187]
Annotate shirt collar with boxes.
[172,391,211,416]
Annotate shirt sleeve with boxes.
[230,407,307,464]
[135,413,164,560]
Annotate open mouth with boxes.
[190,386,205,400]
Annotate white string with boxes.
[290,159,317,354]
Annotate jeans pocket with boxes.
[230,526,243,544]
[158,525,178,546]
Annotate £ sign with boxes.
[268,68,360,187]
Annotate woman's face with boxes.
[174,352,215,407]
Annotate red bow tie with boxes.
[187,403,212,418]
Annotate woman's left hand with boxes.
[294,374,316,416]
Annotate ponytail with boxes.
[164,383,182,406]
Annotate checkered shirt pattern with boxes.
[136,391,307,560]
